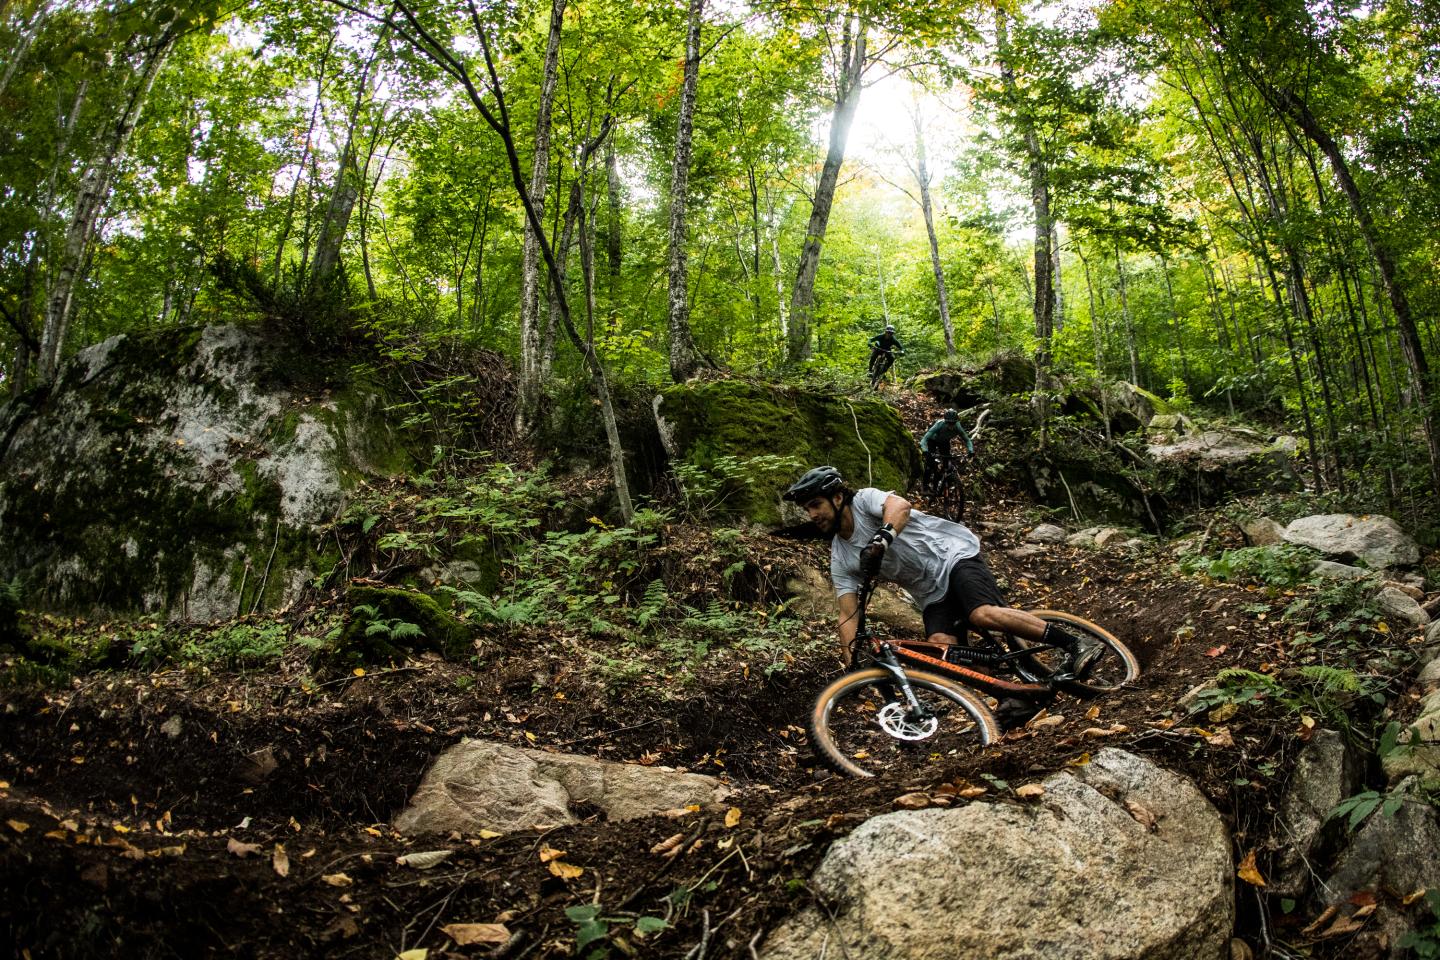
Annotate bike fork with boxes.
[876,654,930,718]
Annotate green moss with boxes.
[325,585,474,665]
[657,380,921,526]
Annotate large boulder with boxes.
[393,740,731,835]
[0,325,414,620]
[914,352,1035,409]
[762,749,1232,960]
[1283,514,1421,570]
[1145,425,1300,497]
[1270,730,1363,898]
[654,380,919,528]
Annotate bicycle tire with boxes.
[1010,611,1140,694]
[937,471,966,522]
[808,667,999,778]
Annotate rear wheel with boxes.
[1010,611,1140,694]
[808,668,999,778]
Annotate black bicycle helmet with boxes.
[943,408,959,422]
[783,465,844,503]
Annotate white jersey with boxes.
[830,487,981,608]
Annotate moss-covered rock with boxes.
[655,380,921,528]
[913,352,1036,408]
[327,585,474,664]
[0,325,418,621]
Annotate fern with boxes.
[1296,665,1365,694]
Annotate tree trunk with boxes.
[913,108,955,356]
[39,20,179,381]
[516,0,566,432]
[997,9,1054,447]
[665,0,706,382]
[1267,81,1440,492]
[604,135,622,303]
[310,26,388,294]
[786,15,865,363]
[1114,241,1139,385]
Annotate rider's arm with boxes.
[881,492,911,536]
[921,421,943,452]
[837,592,859,664]
[961,425,975,455]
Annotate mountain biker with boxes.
[921,408,974,495]
[782,465,1101,729]
[867,324,904,383]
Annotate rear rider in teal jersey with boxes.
[921,408,973,494]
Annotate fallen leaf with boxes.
[1124,798,1159,831]
[272,844,290,877]
[1404,889,1429,906]
[475,829,502,839]
[1208,702,1238,722]
[651,833,685,857]
[547,859,583,879]
[227,837,263,858]
[1207,728,1236,748]
[1237,850,1266,887]
[352,668,366,677]
[1206,645,1228,657]
[724,807,742,828]
[397,950,427,960]
[6,820,29,833]
[957,786,987,799]
[1065,753,1091,767]
[538,844,565,863]
[322,872,354,887]
[1015,784,1045,800]
[1085,705,1101,721]
[1030,715,1065,729]
[893,792,932,809]
[441,923,510,946]
[1301,905,1339,937]
[397,850,454,870]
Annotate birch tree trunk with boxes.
[912,105,955,356]
[786,15,865,363]
[310,25,388,293]
[516,0,565,432]
[40,21,179,381]
[665,0,706,382]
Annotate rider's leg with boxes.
[969,604,1102,675]
[922,455,940,494]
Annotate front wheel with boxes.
[1011,611,1141,694]
[937,471,966,522]
[808,668,999,778]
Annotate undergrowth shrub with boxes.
[1178,544,1318,588]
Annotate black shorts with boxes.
[921,555,1006,638]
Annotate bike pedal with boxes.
[1048,671,1077,684]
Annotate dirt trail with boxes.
[1,493,1319,960]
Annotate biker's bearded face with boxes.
[803,494,844,535]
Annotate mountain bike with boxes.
[930,454,968,523]
[867,348,900,390]
[808,575,1140,778]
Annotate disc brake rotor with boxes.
[876,700,938,741]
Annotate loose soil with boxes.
[1,466,1428,958]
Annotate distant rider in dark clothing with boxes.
[921,408,974,494]
[867,324,904,384]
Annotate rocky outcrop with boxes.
[393,741,731,836]
[1283,514,1421,570]
[655,380,920,528]
[1270,730,1363,898]
[1145,419,1299,496]
[0,325,414,620]
[762,749,1232,960]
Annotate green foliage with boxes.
[179,620,291,668]
[1177,545,1318,588]
[1400,890,1440,959]
[1190,665,1379,734]
[563,903,668,959]
[671,454,802,522]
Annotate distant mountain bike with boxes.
[808,575,1140,778]
[867,348,900,390]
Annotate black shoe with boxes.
[995,697,1039,731]
[1043,623,1103,678]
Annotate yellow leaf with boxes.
[1066,753,1091,767]
[322,872,354,887]
[272,844,290,877]
[1376,622,1390,634]
[397,950,428,960]
[524,731,537,743]
[538,844,566,863]
[364,827,382,837]
[1015,784,1045,799]
[1208,702,1238,723]
[112,824,130,834]
[6,820,29,833]
[724,807,742,828]
[1237,850,1266,887]
[353,667,366,677]
[441,923,510,946]
[476,829,502,839]
[547,860,583,879]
